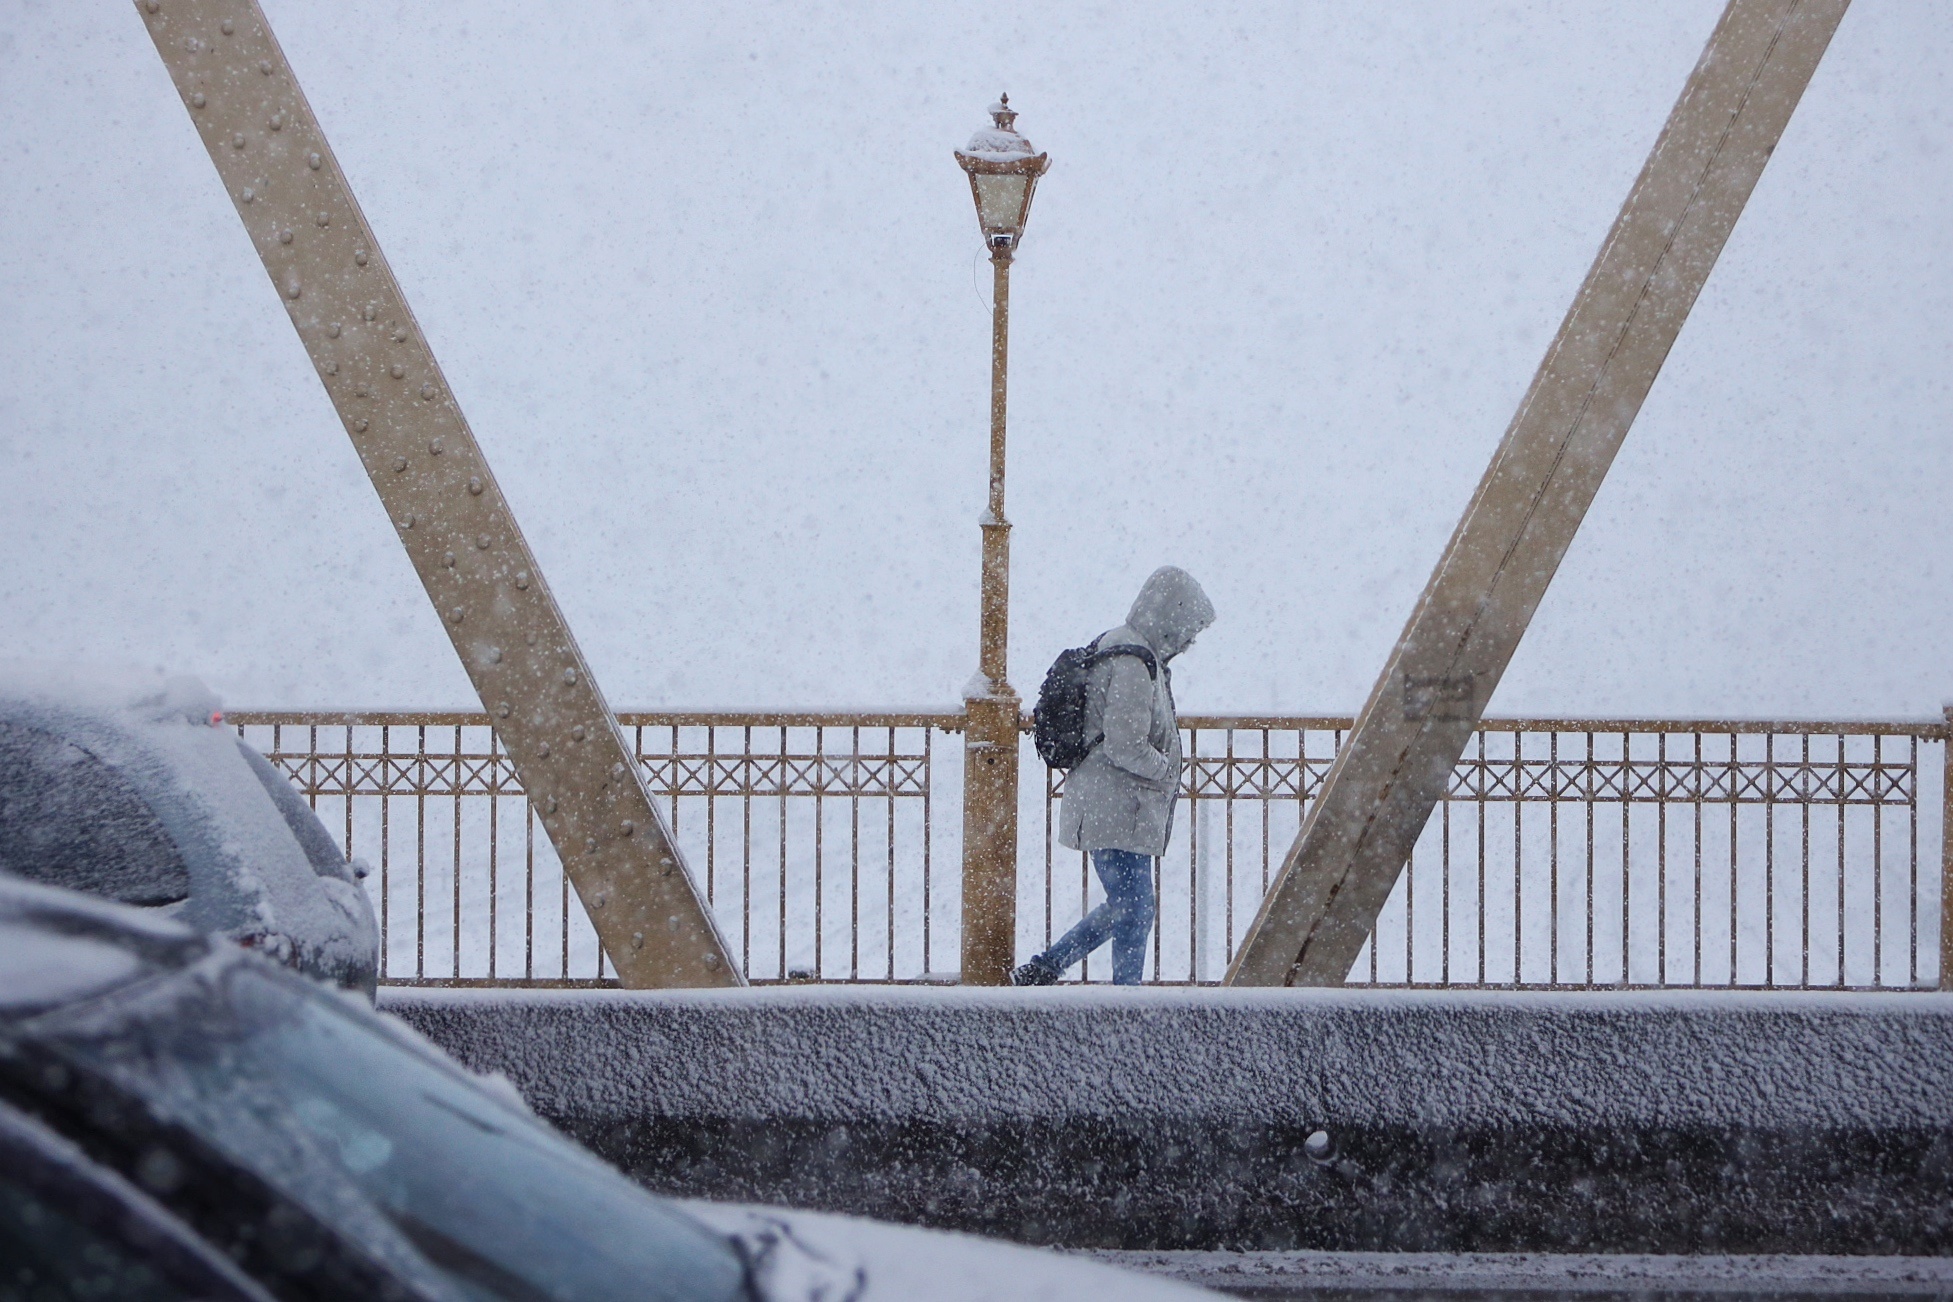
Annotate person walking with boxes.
[1013,566,1215,986]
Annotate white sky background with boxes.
[0,2,1947,718]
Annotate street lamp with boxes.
[955,95,1050,255]
[954,96,1048,986]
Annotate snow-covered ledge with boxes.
[382,985,1953,1254]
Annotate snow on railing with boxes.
[230,711,1949,990]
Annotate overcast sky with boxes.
[1,2,1948,719]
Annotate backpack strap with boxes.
[1074,640,1161,762]
[1087,641,1158,680]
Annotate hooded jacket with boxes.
[1058,567,1215,856]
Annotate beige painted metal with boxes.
[135,0,739,988]
[1227,0,1850,987]
[960,246,1023,987]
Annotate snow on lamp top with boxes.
[960,95,1038,161]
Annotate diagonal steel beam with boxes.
[1226,0,1850,987]
[135,0,740,988]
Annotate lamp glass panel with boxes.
[972,172,1031,235]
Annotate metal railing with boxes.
[231,711,1950,990]
[231,712,955,986]
[1046,717,1946,990]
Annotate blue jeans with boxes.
[1034,849,1157,985]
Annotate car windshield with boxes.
[28,956,750,1302]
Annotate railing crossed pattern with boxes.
[232,711,1948,991]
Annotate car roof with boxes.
[0,662,221,729]
[0,663,340,938]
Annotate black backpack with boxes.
[1032,636,1159,769]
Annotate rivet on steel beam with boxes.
[487,647,503,664]
[524,631,538,646]
[191,93,206,109]
[586,839,599,856]
[220,19,233,35]
[279,229,292,245]
[538,742,551,757]
[571,725,587,742]
[631,932,644,950]
[429,438,443,454]
[184,37,199,52]
[468,477,483,495]
[308,153,321,170]
[447,608,463,624]
[391,327,406,343]
[284,280,301,300]
[355,386,369,398]
[327,322,341,338]
[592,891,606,906]
[562,669,577,686]
[258,60,271,75]
[363,305,376,322]
[442,552,456,567]
[389,363,404,379]
[660,856,675,872]
[354,419,368,432]
[475,534,490,550]
[620,820,634,836]
[497,702,511,718]
[514,572,530,590]
[611,763,625,778]
[144,0,159,12]
[232,134,246,150]
[702,953,721,969]
[325,361,338,375]
[666,916,681,933]
[315,212,329,227]
[402,513,415,528]
[392,457,407,472]
[269,114,284,131]
[355,250,369,267]
[420,383,435,401]
[239,186,254,202]
[545,796,558,814]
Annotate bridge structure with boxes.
[127,0,1953,1266]
[133,0,1889,997]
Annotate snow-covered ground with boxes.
[3,4,1952,720]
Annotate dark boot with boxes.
[1011,957,1060,986]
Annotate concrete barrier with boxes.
[381,986,1953,1253]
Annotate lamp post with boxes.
[954,96,1048,985]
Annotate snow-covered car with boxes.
[0,664,377,994]
[0,877,1217,1301]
